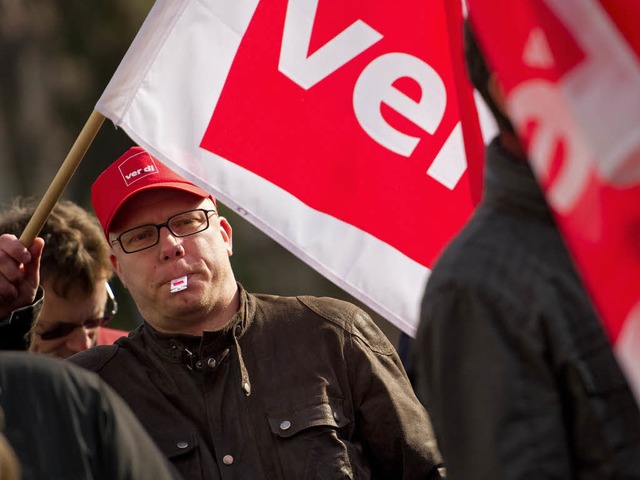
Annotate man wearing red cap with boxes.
[64,146,444,479]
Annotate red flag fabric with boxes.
[466,0,640,402]
[96,0,489,335]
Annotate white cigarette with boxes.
[170,275,188,293]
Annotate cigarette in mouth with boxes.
[170,275,188,293]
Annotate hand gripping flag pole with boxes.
[18,110,105,247]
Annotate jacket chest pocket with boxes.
[154,430,205,479]
[268,397,359,479]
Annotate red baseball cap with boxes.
[92,146,215,237]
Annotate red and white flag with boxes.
[467,0,640,402]
[96,0,490,336]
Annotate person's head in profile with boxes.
[0,198,117,357]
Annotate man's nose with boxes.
[64,326,93,353]
[158,226,185,260]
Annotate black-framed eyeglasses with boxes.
[110,208,218,254]
[37,282,119,341]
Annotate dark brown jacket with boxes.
[71,285,443,479]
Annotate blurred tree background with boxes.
[0,0,400,345]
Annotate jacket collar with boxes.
[139,283,252,366]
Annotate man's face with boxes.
[29,279,108,358]
[108,189,237,333]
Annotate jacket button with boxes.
[222,454,234,465]
[177,441,189,449]
[333,410,340,422]
[280,420,291,431]
[207,357,216,368]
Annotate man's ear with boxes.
[488,73,508,118]
[219,217,233,256]
[487,73,528,159]
[110,253,127,289]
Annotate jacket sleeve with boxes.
[0,285,43,327]
[0,286,43,350]
[411,282,573,480]
[346,307,444,480]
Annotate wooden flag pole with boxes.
[19,109,105,247]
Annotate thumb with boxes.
[23,237,44,287]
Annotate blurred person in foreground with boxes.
[408,20,640,479]
[0,351,179,479]
[0,198,127,357]
[69,146,443,479]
